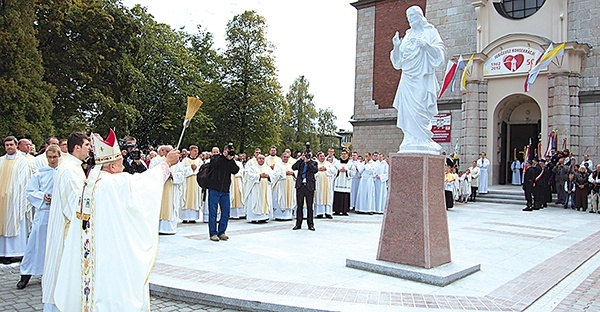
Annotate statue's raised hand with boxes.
[392,31,402,46]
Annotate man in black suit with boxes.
[292,150,318,231]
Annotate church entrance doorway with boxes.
[495,94,541,184]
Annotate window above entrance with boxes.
[494,0,546,20]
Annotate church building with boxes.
[350,0,598,185]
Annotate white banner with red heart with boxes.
[484,46,542,77]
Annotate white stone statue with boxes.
[390,6,446,155]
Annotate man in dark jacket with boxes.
[205,144,240,241]
[292,151,318,231]
[522,160,538,211]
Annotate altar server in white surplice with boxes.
[43,132,90,312]
[245,155,275,222]
[0,136,33,265]
[349,151,362,210]
[180,145,202,223]
[54,129,179,312]
[230,157,245,219]
[158,145,185,235]
[17,145,61,290]
[373,153,389,214]
[355,152,376,214]
[333,150,355,216]
[314,152,337,218]
[272,152,296,221]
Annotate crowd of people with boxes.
[518,149,600,212]
[442,152,490,209]
[0,133,394,310]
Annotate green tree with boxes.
[216,10,284,153]
[316,107,338,152]
[127,5,212,148]
[0,0,55,146]
[36,0,140,138]
[282,76,318,153]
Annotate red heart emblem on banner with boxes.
[503,54,525,72]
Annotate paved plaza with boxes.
[2,186,600,311]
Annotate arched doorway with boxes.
[495,94,541,184]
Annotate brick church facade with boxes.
[350,0,599,185]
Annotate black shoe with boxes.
[522,208,533,211]
[189,220,197,223]
[325,214,333,219]
[292,226,301,230]
[315,215,323,219]
[16,275,30,289]
[342,213,349,216]
[2,257,12,265]
[182,220,188,224]
[308,226,315,231]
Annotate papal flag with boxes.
[524,42,566,92]
[460,54,475,91]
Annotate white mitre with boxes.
[92,129,122,164]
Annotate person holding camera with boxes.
[122,136,147,174]
[206,143,240,241]
[292,147,318,231]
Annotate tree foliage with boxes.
[282,76,318,153]
[216,10,284,153]
[0,2,340,154]
[0,0,55,145]
[316,107,338,151]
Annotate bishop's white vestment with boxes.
[54,162,170,311]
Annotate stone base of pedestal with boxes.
[346,257,480,287]
[377,153,451,268]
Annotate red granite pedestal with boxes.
[377,153,450,268]
[346,153,480,286]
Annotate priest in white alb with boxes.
[272,152,296,220]
[229,156,245,219]
[43,132,90,312]
[0,136,33,265]
[17,145,61,290]
[314,152,337,219]
[265,146,281,170]
[53,129,179,312]
[355,152,376,214]
[157,145,185,235]
[180,145,202,223]
[244,154,275,222]
[373,153,389,214]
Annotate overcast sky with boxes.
[121,0,358,130]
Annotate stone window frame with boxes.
[493,0,546,20]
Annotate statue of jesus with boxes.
[390,5,446,154]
